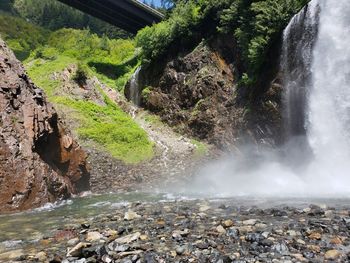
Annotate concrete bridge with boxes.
[58,0,164,33]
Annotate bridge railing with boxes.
[132,0,165,20]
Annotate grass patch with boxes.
[144,114,162,126]
[26,55,77,97]
[53,97,154,164]
[25,55,154,164]
[191,139,208,158]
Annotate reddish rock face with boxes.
[0,39,90,213]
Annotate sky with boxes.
[141,0,162,7]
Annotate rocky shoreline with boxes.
[2,198,350,262]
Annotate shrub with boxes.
[73,63,89,85]
[224,0,310,82]
[136,0,310,86]
[141,86,152,101]
[0,14,48,60]
[35,46,58,60]
[136,1,201,61]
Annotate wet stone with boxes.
[272,242,289,255]
[324,249,341,260]
[4,199,350,263]
[245,233,264,243]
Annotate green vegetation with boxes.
[0,9,153,164]
[23,28,154,163]
[73,63,90,86]
[53,96,154,164]
[5,24,138,90]
[136,0,309,86]
[219,0,309,84]
[26,55,76,97]
[0,0,311,163]
[141,86,152,101]
[0,14,48,60]
[136,0,200,61]
[144,114,163,126]
[2,0,129,38]
[26,50,153,164]
[191,139,208,158]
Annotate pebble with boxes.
[4,200,350,263]
[272,242,289,255]
[86,231,103,242]
[238,225,253,234]
[242,219,257,225]
[140,234,148,241]
[297,239,306,245]
[222,219,234,228]
[124,210,141,220]
[307,245,320,253]
[67,238,79,246]
[324,249,341,260]
[308,231,322,240]
[330,236,342,245]
[216,225,226,234]
[176,246,185,255]
[286,230,298,236]
[199,204,211,212]
[35,251,47,262]
[67,242,90,257]
[115,232,141,244]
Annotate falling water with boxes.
[129,67,142,106]
[173,0,350,197]
[282,0,319,139]
[306,0,350,190]
[280,0,320,167]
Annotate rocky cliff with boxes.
[0,39,90,213]
[126,36,282,150]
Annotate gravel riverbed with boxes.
[2,198,350,263]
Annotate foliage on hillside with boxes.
[1,0,130,38]
[136,0,309,85]
[26,55,153,163]
[0,14,48,60]
[136,1,201,61]
[219,0,309,84]
[0,13,153,164]
[0,0,14,12]
[24,34,153,163]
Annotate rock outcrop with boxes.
[0,39,90,213]
[126,37,282,149]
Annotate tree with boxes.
[11,0,130,38]
[0,0,14,13]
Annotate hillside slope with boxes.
[125,0,309,149]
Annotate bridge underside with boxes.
[58,0,163,33]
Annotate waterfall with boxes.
[283,0,350,191]
[172,0,350,197]
[281,0,319,138]
[306,0,350,186]
[280,0,320,166]
[129,67,142,106]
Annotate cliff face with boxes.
[126,36,282,149]
[0,39,90,213]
